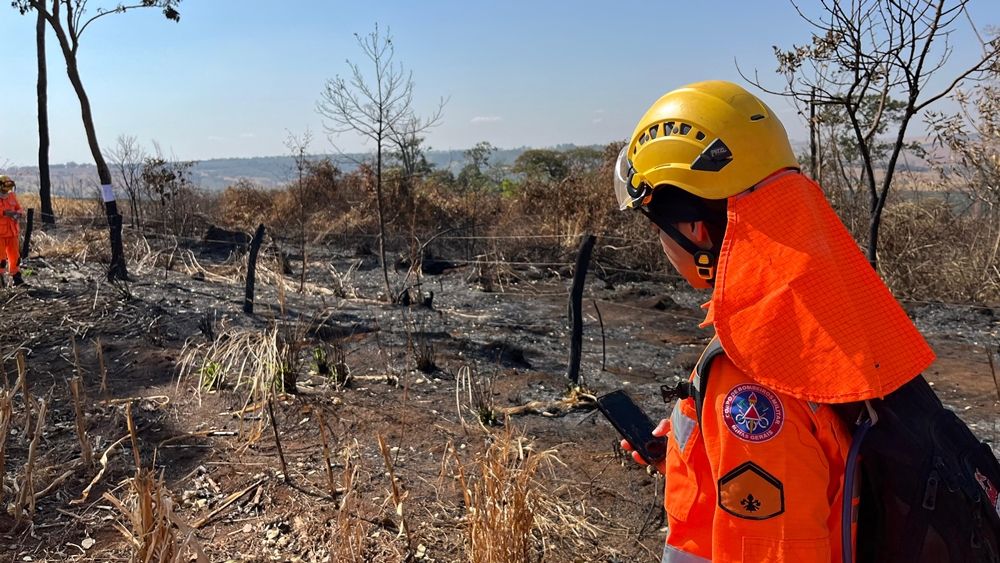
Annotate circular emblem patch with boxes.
[722,384,784,443]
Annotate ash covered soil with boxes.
[0,227,997,562]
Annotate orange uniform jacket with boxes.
[0,194,22,238]
[663,349,853,562]
[660,172,935,563]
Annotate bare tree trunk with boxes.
[809,88,817,180]
[376,138,392,301]
[298,159,306,293]
[36,9,54,226]
[868,106,917,267]
[50,25,127,280]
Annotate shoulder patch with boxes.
[975,469,1000,519]
[722,383,784,442]
[718,461,784,520]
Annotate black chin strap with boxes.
[641,208,717,283]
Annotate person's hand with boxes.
[620,418,669,474]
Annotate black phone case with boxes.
[596,390,667,464]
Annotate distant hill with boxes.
[2,141,935,198]
[2,145,595,196]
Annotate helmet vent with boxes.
[664,122,675,135]
[639,133,649,145]
[680,124,693,135]
[696,131,706,141]
[649,125,659,139]
[750,114,765,121]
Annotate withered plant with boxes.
[414,338,436,374]
[178,324,285,434]
[0,389,12,507]
[104,402,207,563]
[454,426,603,563]
[68,377,93,467]
[378,433,415,552]
[313,343,351,388]
[12,397,46,523]
[104,469,208,563]
[455,366,498,430]
[330,440,366,562]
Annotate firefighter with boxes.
[0,175,26,287]
[614,81,935,562]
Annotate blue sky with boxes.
[1,1,998,166]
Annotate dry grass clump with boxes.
[178,324,286,402]
[312,343,351,387]
[455,366,498,429]
[32,227,109,262]
[15,194,103,223]
[454,426,603,563]
[104,469,207,563]
[877,197,1000,303]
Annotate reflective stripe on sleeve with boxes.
[670,400,696,453]
[662,543,710,563]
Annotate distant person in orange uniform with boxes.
[613,82,935,562]
[0,175,26,287]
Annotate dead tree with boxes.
[105,135,147,228]
[13,0,182,280]
[35,7,54,225]
[748,0,1000,268]
[317,23,445,303]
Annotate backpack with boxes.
[679,342,1000,563]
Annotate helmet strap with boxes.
[641,208,717,283]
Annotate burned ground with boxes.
[0,226,997,562]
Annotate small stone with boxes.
[81,538,96,550]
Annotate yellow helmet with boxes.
[0,175,14,192]
[614,80,799,210]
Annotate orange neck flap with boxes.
[707,172,935,403]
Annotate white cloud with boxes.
[592,117,604,124]
[240,133,256,139]
[470,116,502,124]
[207,135,225,142]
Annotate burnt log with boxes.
[203,225,252,255]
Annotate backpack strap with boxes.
[658,337,725,425]
[692,337,725,426]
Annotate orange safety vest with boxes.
[0,194,23,238]
[661,172,935,563]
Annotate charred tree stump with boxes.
[244,224,266,315]
[20,209,33,265]
[567,234,596,386]
[106,208,127,281]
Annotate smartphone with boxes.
[596,390,667,465]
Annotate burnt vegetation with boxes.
[1,115,997,559]
[0,5,998,563]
